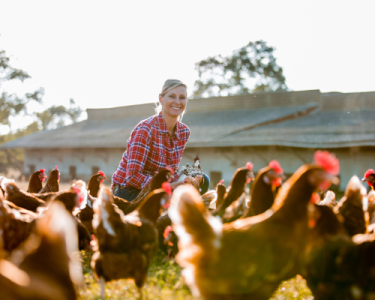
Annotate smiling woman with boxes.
[111,79,210,201]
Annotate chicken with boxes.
[1,179,45,212]
[0,192,36,256]
[168,150,339,299]
[303,179,375,300]
[362,168,375,190]
[39,166,60,193]
[91,184,171,299]
[0,201,83,300]
[334,176,367,236]
[77,193,96,235]
[367,191,375,227]
[201,179,226,210]
[211,162,254,219]
[87,171,107,198]
[49,180,91,251]
[115,168,174,215]
[243,160,285,218]
[26,169,47,193]
[318,190,336,209]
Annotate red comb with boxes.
[98,171,105,177]
[162,182,172,196]
[165,166,174,175]
[269,160,283,174]
[40,169,45,173]
[246,162,254,171]
[311,193,320,204]
[314,151,339,176]
[219,179,224,185]
[55,166,58,170]
[365,169,375,178]
[163,225,173,239]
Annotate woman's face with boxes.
[159,86,187,119]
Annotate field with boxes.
[78,250,313,300]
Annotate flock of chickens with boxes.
[0,152,375,300]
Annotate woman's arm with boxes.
[125,126,153,189]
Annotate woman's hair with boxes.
[155,79,188,122]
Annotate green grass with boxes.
[78,250,313,300]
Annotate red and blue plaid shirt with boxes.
[112,113,190,190]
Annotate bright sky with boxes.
[1,0,374,132]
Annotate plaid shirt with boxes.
[112,113,190,190]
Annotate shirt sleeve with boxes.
[125,125,153,189]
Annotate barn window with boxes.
[69,166,76,180]
[210,171,222,189]
[92,166,99,175]
[29,165,35,175]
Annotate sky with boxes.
[1,0,375,132]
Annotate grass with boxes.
[78,250,313,300]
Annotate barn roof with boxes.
[1,90,375,149]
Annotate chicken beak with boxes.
[279,173,286,180]
[362,177,367,182]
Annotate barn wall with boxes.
[24,146,375,191]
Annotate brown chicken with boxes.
[362,168,375,190]
[334,176,367,236]
[169,150,339,300]
[303,179,375,300]
[243,160,285,218]
[39,166,60,193]
[0,192,37,256]
[27,169,47,193]
[49,180,91,251]
[87,171,107,198]
[115,168,174,215]
[1,179,45,212]
[91,185,171,299]
[212,162,254,219]
[0,201,83,300]
[201,179,226,210]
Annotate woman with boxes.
[112,79,209,201]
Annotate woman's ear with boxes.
[158,94,163,104]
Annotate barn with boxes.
[1,89,374,192]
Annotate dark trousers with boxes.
[114,173,210,202]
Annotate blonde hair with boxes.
[155,79,188,121]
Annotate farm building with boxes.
[1,89,375,192]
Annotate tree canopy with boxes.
[0,48,83,173]
[192,40,288,98]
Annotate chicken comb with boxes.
[314,150,339,176]
[163,225,173,239]
[55,166,58,170]
[40,169,45,173]
[162,182,172,196]
[165,166,174,175]
[364,169,375,178]
[219,179,224,185]
[269,160,283,174]
[310,193,320,204]
[246,162,254,171]
[98,171,105,177]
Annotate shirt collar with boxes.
[156,113,182,140]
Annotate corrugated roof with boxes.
[1,90,375,149]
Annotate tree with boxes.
[192,40,288,98]
[35,99,83,130]
[0,49,44,127]
[0,47,83,174]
